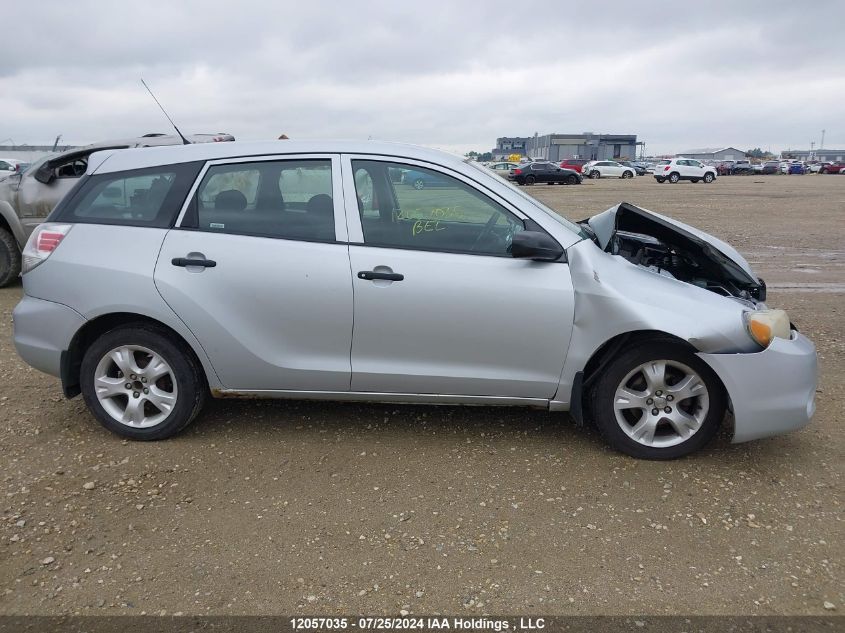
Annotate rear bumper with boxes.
[698,331,817,443]
[12,295,85,378]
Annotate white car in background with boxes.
[583,160,637,179]
[0,158,25,176]
[487,161,520,174]
[653,158,717,184]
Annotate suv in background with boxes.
[654,158,717,183]
[559,158,589,173]
[0,132,234,287]
[732,160,753,174]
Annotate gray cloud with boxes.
[1,0,842,154]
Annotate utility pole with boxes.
[820,129,825,150]
[52,135,62,151]
[811,141,815,161]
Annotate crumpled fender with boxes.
[552,239,758,406]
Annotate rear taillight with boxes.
[21,223,73,274]
[663,165,671,171]
[513,168,522,175]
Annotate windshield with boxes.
[466,160,589,239]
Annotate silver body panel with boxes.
[12,140,818,445]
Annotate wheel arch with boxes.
[63,312,214,398]
[567,329,728,423]
[0,201,26,246]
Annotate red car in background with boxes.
[559,158,589,173]
[820,162,845,174]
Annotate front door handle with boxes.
[358,270,404,281]
[172,257,217,268]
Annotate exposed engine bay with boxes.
[584,202,767,305]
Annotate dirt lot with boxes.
[0,174,842,616]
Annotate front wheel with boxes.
[703,172,715,183]
[589,339,725,459]
[566,174,579,185]
[412,178,425,190]
[621,170,633,179]
[80,325,207,440]
[0,228,21,288]
[589,170,600,179]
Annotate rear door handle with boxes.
[172,257,217,268]
[358,270,404,281]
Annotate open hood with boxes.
[586,203,766,302]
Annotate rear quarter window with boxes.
[54,162,202,228]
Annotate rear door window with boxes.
[189,159,336,242]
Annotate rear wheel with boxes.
[590,170,600,179]
[703,172,715,183]
[0,228,21,288]
[589,339,725,459]
[80,325,207,440]
[668,172,680,183]
[525,175,536,185]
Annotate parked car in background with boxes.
[715,160,736,176]
[0,158,27,176]
[751,163,764,173]
[0,132,235,287]
[761,161,780,174]
[583,160,637,179]
[559,158,589,173]
[732,160,753,174]
[11,140,816,459]
[654,158,717,183]
[806,162,825,173]
[619,161,647,176]
[487,162,520,175]
[511,162,582,185]
[820,162,845,174]
[402,168,453,189]
[787,163,805,175]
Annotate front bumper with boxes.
[698,331,817,443]
[13,295,86,378]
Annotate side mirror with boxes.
[510,231,564,262]
[34,165,55,184]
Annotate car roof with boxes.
[90,140,466,175]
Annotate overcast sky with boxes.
[1,1,843,156]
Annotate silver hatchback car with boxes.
[12,141,817,459]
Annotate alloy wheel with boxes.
[93,345,178,428]
[613,359,709,448]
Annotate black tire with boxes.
[0,228,22,288]
[621,170,633,179]
[703,172,715,183]
[588,339,725,460]
[80,324,207,440]
[525,175,536,185]
[566,174,579,185]
[590,170,600,179]
[655,177,665,183]
[412,178,425,190]
[668,172,680,183]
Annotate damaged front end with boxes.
[584,203,766,306]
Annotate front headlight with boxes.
[744,309,791,348]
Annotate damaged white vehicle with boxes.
[12,141,817,459]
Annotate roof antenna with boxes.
[141,78,190,145]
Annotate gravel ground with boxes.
[0,173,842,616]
